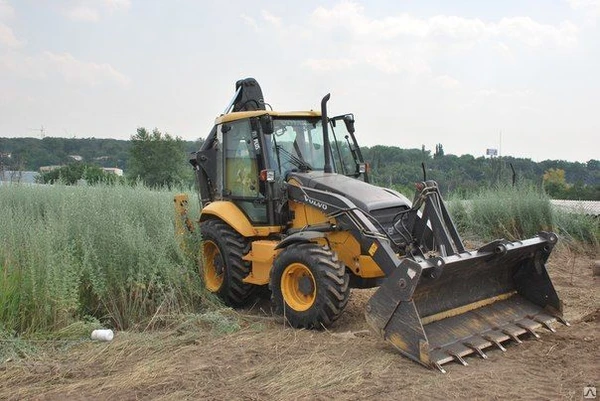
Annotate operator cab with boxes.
[192,110,367,226]
[190,78,368,227]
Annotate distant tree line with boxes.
[37,163,122,185]
[361,145,599,200]
[0,136,202,171]
[1,136,598,199]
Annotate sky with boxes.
[0,0,598,162]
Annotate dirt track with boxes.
[1,247,598,400]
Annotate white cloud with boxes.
[0,51,50,80]
[0,22,23,47]
[303,58,357,72]
[566,0,600,25]
[0,0,15,20]
[0,0,24,48]
[42,51,130,87]
[65,0,131,22]
[567,0,600,10]
[261,10,282,27]
[310,1,579,48]
[66,6,100,22]
[432,75,461,89]
[104,0,131,11]
[285,1,584,85]
[1,50,131,87]
[241,14,258,31]
[477,88,532,98]
[366,51,431,75]
[494,17,578,47]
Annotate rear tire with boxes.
[199,219,254,306]
[271,242,350,328]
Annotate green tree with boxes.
[128,127,189,188]
[37,163,115,185]
[543,168,568,198]
[434,143,444,159]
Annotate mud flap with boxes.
[365,232,568,372]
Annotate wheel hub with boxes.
[281,262,317,312]
[213,256,224,275]
[298,275,314,296]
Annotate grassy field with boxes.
[0,183,206,338]
[1,182,597,339]
[447,184,599,247]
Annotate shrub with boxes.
[447,185,598,247]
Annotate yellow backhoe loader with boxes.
[175,78,567,372]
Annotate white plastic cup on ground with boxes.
[91,329,114,341]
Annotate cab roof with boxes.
[214,110,321,124]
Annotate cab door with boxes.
[220,119,268,224]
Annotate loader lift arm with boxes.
[285,176,567,372]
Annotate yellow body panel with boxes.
[289,200,332,228]
[327,231,385,278]
[201,201,281,237]
[289,201,386,279]
[200,196,385,283]
[242,240,279,285]
[174,193,194,236]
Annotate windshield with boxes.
[268,116,361,178]
[270,118,324,174]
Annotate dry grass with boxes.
[2,317,597,400]
[1,247,598,400]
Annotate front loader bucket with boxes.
[365,232,568,373]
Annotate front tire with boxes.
[271,242,350,328]
[199,219,254,306]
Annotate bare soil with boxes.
[1,246,598,400]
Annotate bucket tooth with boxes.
[433,362,447,374]
[464,342,488,359]
[448,351,468,366]
[532,316,557,332]
[556,316,571,327]
[501,325,525,344]
[483,332,508,352]
[516,322,541,339]
[430,350,454,367]
[502,329,523,344]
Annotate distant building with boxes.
[37,165,124,179]
[0,170,39,184]
[68,155,83,161]
[102,167,124,176]
[39,165,63,173]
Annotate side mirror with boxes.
[260,115,274,135]
[343,115,355,134]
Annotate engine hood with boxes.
[287,171,412,212]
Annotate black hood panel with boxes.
[288,171,411,212]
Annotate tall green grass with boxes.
[0,183,204,335]
[447,185,599,247]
